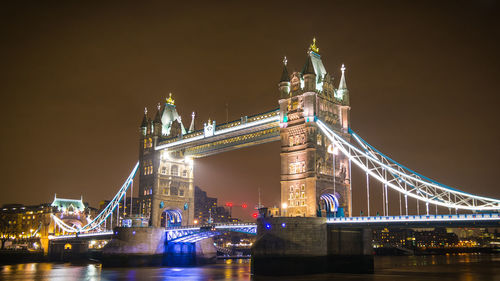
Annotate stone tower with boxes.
[138,94,195,227]
[279,39,352,217]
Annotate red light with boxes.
[225,202,233,207]
[252,213,258,218]
[241,203,248,209]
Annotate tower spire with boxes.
[338,64,347,90]
[279,56,290,82]
[154,103,162,124]
[141,107,148,128]
[188,111,196,133]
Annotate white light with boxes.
[281,202,288,209]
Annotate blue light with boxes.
[132,231,136,235]
[281,223,286,228]
[265,223,271,229]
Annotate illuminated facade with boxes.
[0,196,91,252]
[279,39,352,217]
[137,40,352,226]
[138,95,195,227]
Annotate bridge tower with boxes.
[279,39,352,217]
[138,95,195,227]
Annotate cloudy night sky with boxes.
[1,1,499,220]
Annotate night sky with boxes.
[1,1,499,220]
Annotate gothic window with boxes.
[143,139,147,149]
[143,190,146,195]
[290,186,294,192]
[301,192,305,199]
[301,184,305,191]
[179,189,185,197]
[148,138,153,148]
[289,135,294,146]
[171,165,178,176]
[161,166,167,175]
[295,135,300,145]
[182,170,187,177]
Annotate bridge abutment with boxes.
[101,227,166,266]
[251,217,373,276]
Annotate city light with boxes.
[241,203,247,209]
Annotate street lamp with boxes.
[281,202,288,217]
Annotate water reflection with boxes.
[0,255,499,281]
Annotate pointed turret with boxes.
[280,57,290,82]
[140,107,148,136]
[301,55,315,75]
[141,107,148,128]
[188,112,196,133]
[302,47,317,92]
[278,56,291,99]
[338,64,347,90]
[336,64,349,104]
[153,103,162,136]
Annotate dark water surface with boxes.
[1,254,499,281]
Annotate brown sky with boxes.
[1,1,499,220]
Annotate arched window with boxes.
[171,165,178,176]
[161,166,167,175]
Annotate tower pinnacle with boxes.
[338,64,347,90]
[166,93,175,105]
[280,56,290,82]
[188,111,196,133]
[309,37,319,54]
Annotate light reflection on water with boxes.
[1,255,500,281]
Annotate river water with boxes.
[1,254,499,281]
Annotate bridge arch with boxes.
[319,192,342,217]
[160,209,182,227]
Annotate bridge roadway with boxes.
[48,213,500,242]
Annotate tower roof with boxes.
[279,56,290,82]
[160,94,187,136]
[301,54,315,75]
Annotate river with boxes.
[1,254,499,281]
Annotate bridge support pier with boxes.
[165,239,216,266]
[251,217,373,276]
[101,227,216,267]
[48,240,89,262]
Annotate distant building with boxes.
[0,195,91,253]
[193,186,238,224]
[373,227,459,249]
[194,186,217,224]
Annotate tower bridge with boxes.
[47,40,500,274]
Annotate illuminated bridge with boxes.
[47,40,500,273]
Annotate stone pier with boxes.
[251,217,373,276]
[101,227,216,267]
